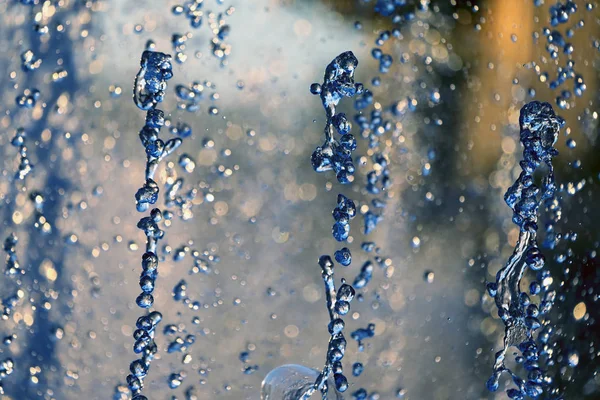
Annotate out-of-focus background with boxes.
[0,0,598,399]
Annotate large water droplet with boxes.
[261,365,316,400]
[261,364,343,400]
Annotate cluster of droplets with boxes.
[368,0,430,19]
[171,120,193,139]
[0,2,64,391]
[353,58,399,294]
[155,241,224,393]
[0,126,40,392]
[208,6,234,66]
[1,234,25,394]
[354,96,390,237]
[530,2,595,110]
[11,128,33,181]
[0,358,14,393]
[125,50,179,400]
[486,101,564,399]
[350,324,376,352]
[164,165,195,220]
[171,0,234,66]
[30,192,52,235]
[15,88,41,109]
[239,349,260,376]
[2,234,24,317]
[354,246,394,296]
[309,51,364,184]
[354,21,405,239]
[371,41,394,78]
[171,33,192,64]
[361,0,461,81]
[169,243,220,276]
[363,206,384,237]
[332,194,357,242]
[548,1,577,26]
[163,323,196,355]
[16,0,63,33]
[178,154,196,172]
[20,49,42,71]
[175,80,219,114]
[171,0,205,28]
[354,16,427,281]
[540,34,586,110]
[172,279,201,311]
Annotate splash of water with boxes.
[486,101,564,399]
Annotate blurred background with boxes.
[0,0,598,399]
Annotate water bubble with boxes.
[261,364,342,400]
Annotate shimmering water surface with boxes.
[0,1,599,400]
